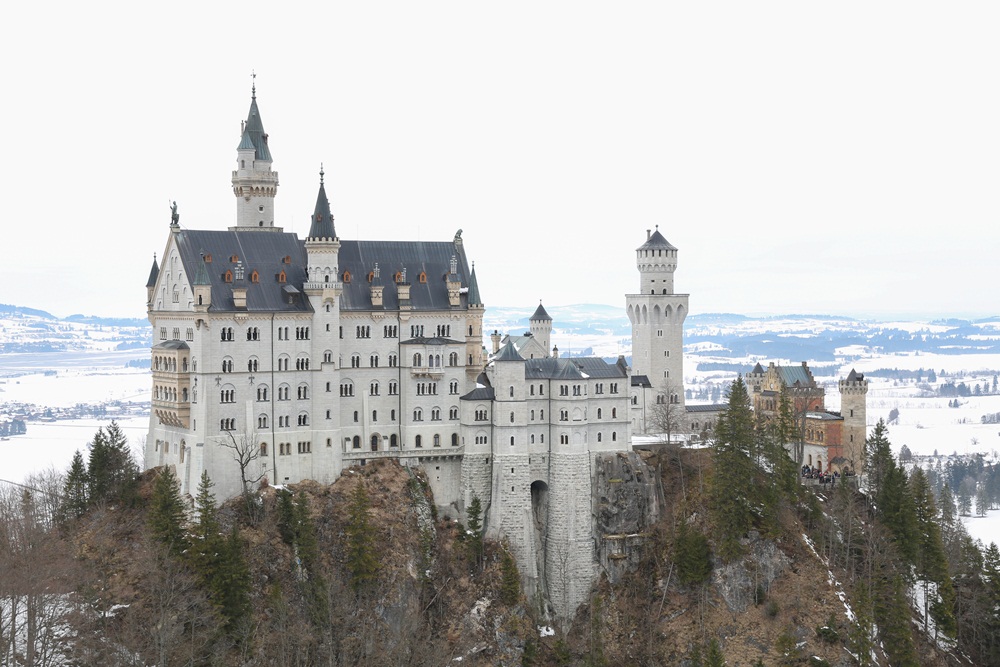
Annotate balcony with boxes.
[410,366,445,378]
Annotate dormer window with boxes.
[368,271,374,283]
[251,270,259,284]
[284,255,292,264]
[277,270,287,284]
[418,271,427,284]
[224,270,233,283]
[394,271,402,283]
[343,270,351,283]
[204,254,212,263]
[230,255,239,263]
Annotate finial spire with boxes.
[251,70,256,99]
[320,163,324,185]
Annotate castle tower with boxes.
[465,262,486,380]
[529,301,552,358]
[839,369,869,472]
[484,342,536,589]
[626,227,688,429]
[231,82,280,230]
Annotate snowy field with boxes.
[0,417,147,488]
[0,366,150,408]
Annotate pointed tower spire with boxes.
[232,80,280,230]
[146,253,159,288]
[308,165,336,239]
[467,261,482,306]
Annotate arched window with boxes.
[371,435,379,451]
[415,435,423,448]
[259,442,268,456]
[451,433,459,447]
[413,353,422,367]
[433,434,441,447]
[390,434,398,447]
[352,436,361,449]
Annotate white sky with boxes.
[3,2,998,320]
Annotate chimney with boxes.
[491,330,501,354]
[646,229,651,240]
[552,345,559,359]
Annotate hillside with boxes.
[5,427,995,665]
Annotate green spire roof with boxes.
[467,262,482,306]
[308,169,336,239]
[193,256,211,286]
[146,255,159,288]
[241,92,271,161]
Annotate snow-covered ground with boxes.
[1,417,147,486]
[0,367,150,407]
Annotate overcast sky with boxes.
[2,2,998,320]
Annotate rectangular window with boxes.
[185,328,194,341]
[159,327,167,340]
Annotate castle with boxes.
[144,87,863,619]
[746,361,868,473]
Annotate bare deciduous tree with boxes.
[220,428,267,523]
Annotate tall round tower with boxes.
[839,369,869,473]
[626,227,688,430]
[231,82,280,230]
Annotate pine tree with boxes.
[466,495,484,568]
[674,517,712,586]
[61,450,89,521]
[878,574,920,667]
[910,467,957,638]
[86,422,139,507]
[849,580,876,667]
[879,466,918,563]
[148,467,187,557]
[710,377,757,560]
[216,524,252,634]
[864,419,894,500]
[276,488,296,545]
[705,637,725,666]
[345,481,379,594]
[499,545,521,605]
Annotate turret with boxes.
[303,167,341,298]
[637,225,678,295]
[193,256,211,310]
[529,301,552,357]
[146,254,159,309]
[231,81,280,230]
[839,369,869,473]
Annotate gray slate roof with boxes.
[631,375,651,387]
[467,264,482,306]
[338,239,473,312]
[777,364,815,388]
[308,180,336,239]
[523,357,627,380]
[494,341,523,362]
[174,230,310,313]
[146,257,159,288]
[154,340,190,351]
[400,337,464,346]
[461,386,495,401]
[686,404,724,413]
[637,229,677,251]
[530,302,552,321]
